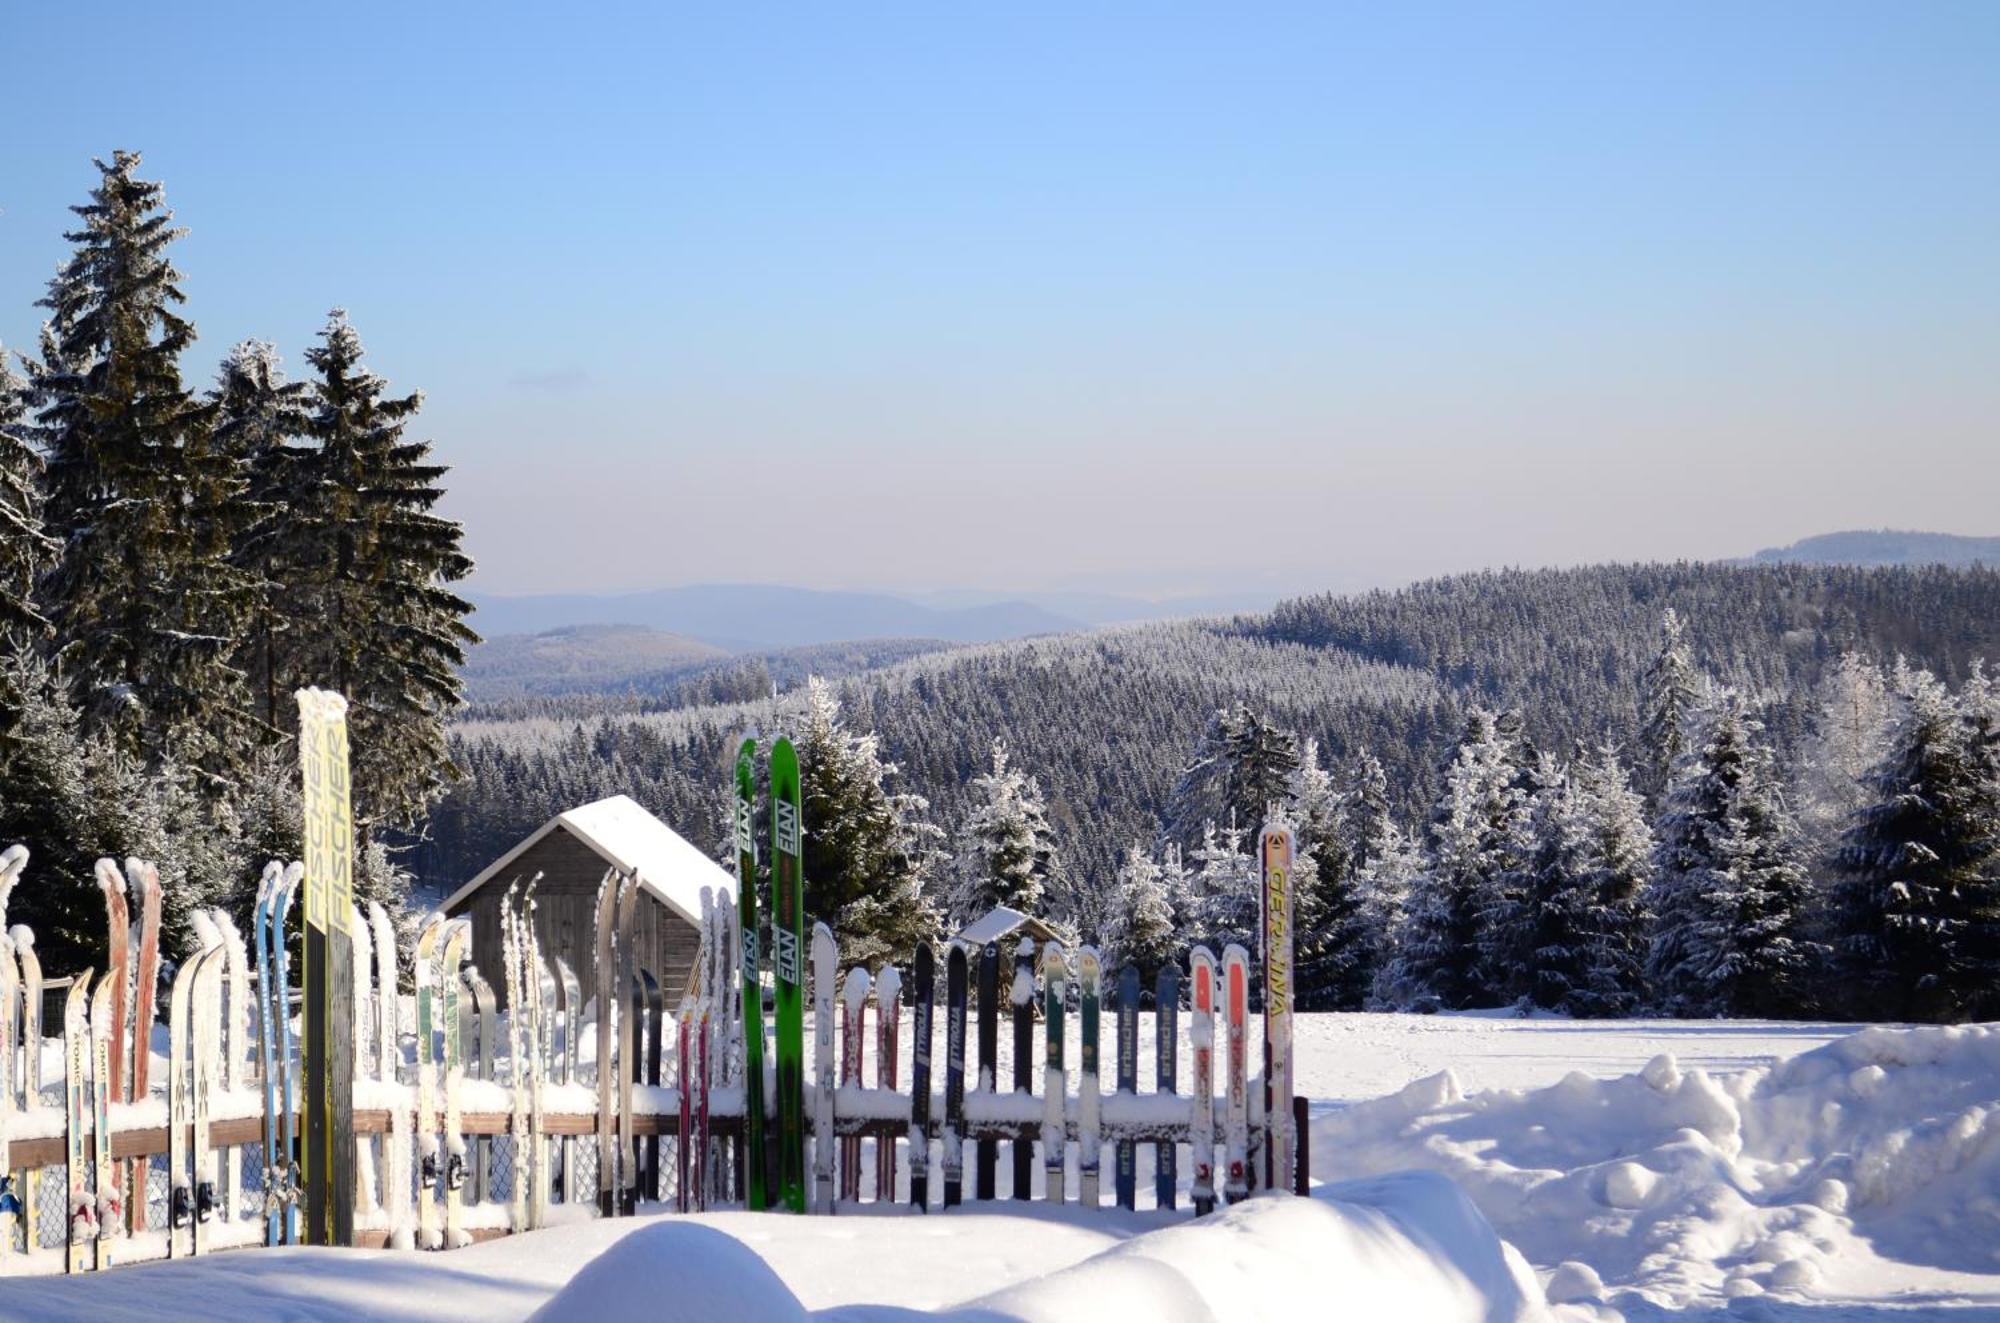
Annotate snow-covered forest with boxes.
[2,155,1995,1026]
[430,564,2000,1023]
[0,153,477,970]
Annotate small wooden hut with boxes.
[440,794,734,1007]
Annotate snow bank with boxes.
[1310,1022,2000,1311]
[520,1175,1552,1323]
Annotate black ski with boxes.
[1155,965,1179,1210]
[1011,939,1034,1201]
[975,942,998,1201]
[909,943,934,1211]
[1115,964,1139,1210]
[942,945,966,1208]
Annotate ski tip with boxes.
[281,860,304,891]
[9,923,32,951]
[841,966,871,1005]
[94,857,124,894]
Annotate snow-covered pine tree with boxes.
[1162,708,1234,850]
[1833,669,2000,1021]
[1102,842,1176,981]
[1646,692,1819,1017]
[1401,709,1525,1008]
[0,649,235,965]
[29,152,255,771]
[1158,840,1193,933]
[0,350,54,643]
[297,310,477,840]
[1292,740,1376,1009]
[1361,820,1426,1007]
[1640,608,1702,807]
[1183,819,1260,963]
[1225,706,1301,828]
[1485,746,1561,1004]
[213,340,314,734]
[1163,704,1301,851]
[1515,753,1590,1012]
[950,738,1058,926]
[1796,652,1893,861]
[799,676,942,967]
[1343,749,1392,878]
[1566,746,1653,1016]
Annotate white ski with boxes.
[811,922,836,1213]
[412,911,448,1249]
[441,919,472,1247]
[1188,946,1217,1216]
[63,969,94,1274]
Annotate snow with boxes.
[1311,1020,2000,1317]
[4,1011,1994,1321]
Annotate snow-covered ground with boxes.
[1,1013,1993,1322]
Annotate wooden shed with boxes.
[439,794,735,1009]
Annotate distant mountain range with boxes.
[465,582,1280,651]
[460,625,727,700]
[1747,530,2000,568]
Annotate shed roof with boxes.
[439,794,734,925]
[953,905,1060,948]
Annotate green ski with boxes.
[735,738,769,1210]
[770,736,807,1213]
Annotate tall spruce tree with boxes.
[798,677,943,967]
[1344,749,1392,876]
[1361,820,1425,1006]
[0,351,54,643]
[1225,706,1301,828]
[1647,693,1819,1016]
[1833,671,2000,1021]
[1568,746,1653,1016]
[297,310,477,837]
[1402,709,1525,1007]
[1516,754,1590,1012]
[29,151,253,772]
[1292,740,1375,1009]
[1640,608,1702,807]
[213,340,314,734]
[950,738,1057,924]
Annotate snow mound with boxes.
[945,1173,1553,1323]
[527,1221,808,1322]
[1310,1022,2000,1310]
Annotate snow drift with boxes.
[527,1174,1552,1322]
[1309,1022,2000,1310]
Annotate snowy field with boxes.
[1,1012,1994,1322]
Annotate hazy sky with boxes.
[3,3,1996,599]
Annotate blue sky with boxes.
[3,3,1996,598]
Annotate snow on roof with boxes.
[440,794,734,926]
[953,905,1058,948]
